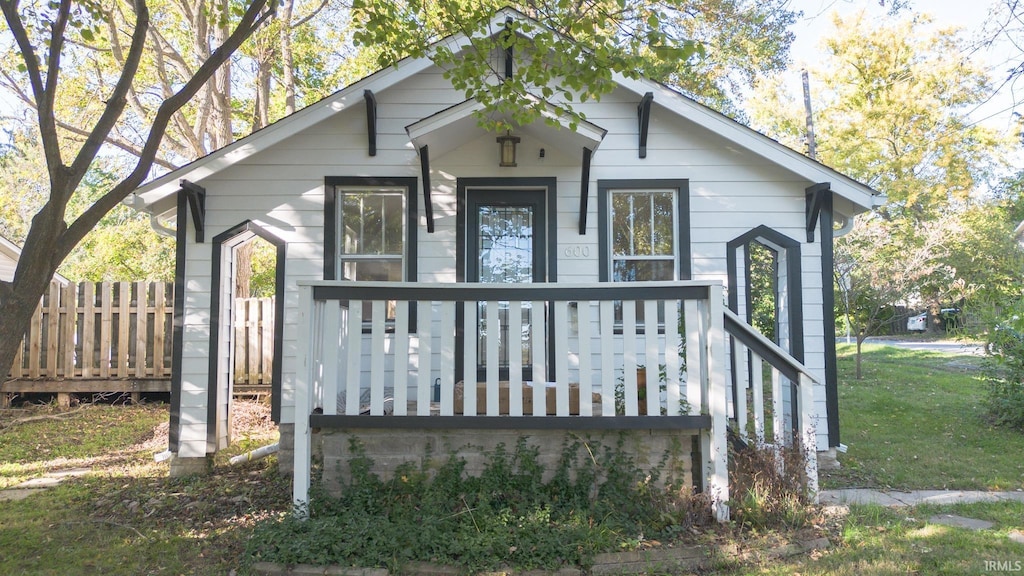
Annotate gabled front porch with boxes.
[293,281,819,521]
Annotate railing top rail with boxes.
[723,308,819,385]
[302,280,722,302]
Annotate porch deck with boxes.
[293,281,819,521]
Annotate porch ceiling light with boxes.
[497,131,520,167]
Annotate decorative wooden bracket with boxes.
[419,145,434,233]
[179,179,206,243]
[504,17,514,80]
[364,90,377,157]
[805,182,830,243]
[637,92,653,158]
[579,147,593,235]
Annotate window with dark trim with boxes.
[598,179,690,282]
[597,179,690,328]
[324,176,418,325]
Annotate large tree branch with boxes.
[1,0,65,176]
[67,0,151,187]
[60,0,274,258]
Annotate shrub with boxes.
[981,303,1024,431]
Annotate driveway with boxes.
[838,337,984,356]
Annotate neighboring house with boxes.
[128,9,881,515]
[0,233,70,285]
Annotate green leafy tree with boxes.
[0,0,273,377]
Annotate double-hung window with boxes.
[325,177,418,324]
[598,179,690,327]
[599,179,690,283]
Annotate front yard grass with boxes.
[823,343,1024,491]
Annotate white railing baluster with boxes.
[751,353,765,442]
[370,300,386,415]
[684,300,702,415]
[463,301,477,416]
[664,300,681,416]
[322,300,340,416]
[508,301,523,417]
[771,367,784,448]
[393,301,409,416]
[345,301,363,416]
[554,301,570,417]
[644,299,659,416]
[577,301,593,417]
[599,300,615,417]
[439,301,455,416]
[733,341,748,439]
[416,301,432,416]
[531,300,546,416]
[623,301,638,416]
[485,300,500,416]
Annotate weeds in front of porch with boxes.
[245,436,714,572]
[729,438,812,531]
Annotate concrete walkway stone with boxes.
[0,467,93,501]
[819,488,1024,507]
[928,514,995,531]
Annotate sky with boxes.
[782,0,1021,135]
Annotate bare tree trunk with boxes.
[234,241,254,298]
[252,58,272,130]
[211,0,233,149]
[855,330,866,380]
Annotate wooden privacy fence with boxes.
[7,281,174,382]
[233,296,275,393]
[3,281,274,401]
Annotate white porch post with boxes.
[706,284,730,522]
[293,285,313,518]
[799,373,819,503]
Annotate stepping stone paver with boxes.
[928,514,994,531]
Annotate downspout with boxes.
[833,213,854,237]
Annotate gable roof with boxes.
[128,7,882,220]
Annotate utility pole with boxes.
[801,69,818,160]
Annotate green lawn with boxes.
[824,343,1024,491]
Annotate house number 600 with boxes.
[563,246,590,258]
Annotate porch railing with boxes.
[724,309,819,500]
[293,280,733,519]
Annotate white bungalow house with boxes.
[128,9,881,518]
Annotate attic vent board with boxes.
[364,90,377,157]
[805,182,831,243]
[578,147,593,235]
[419,145,434,233]
[179,179,206,243]
[637,92,654,158]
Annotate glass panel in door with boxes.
[476,204,534,380]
